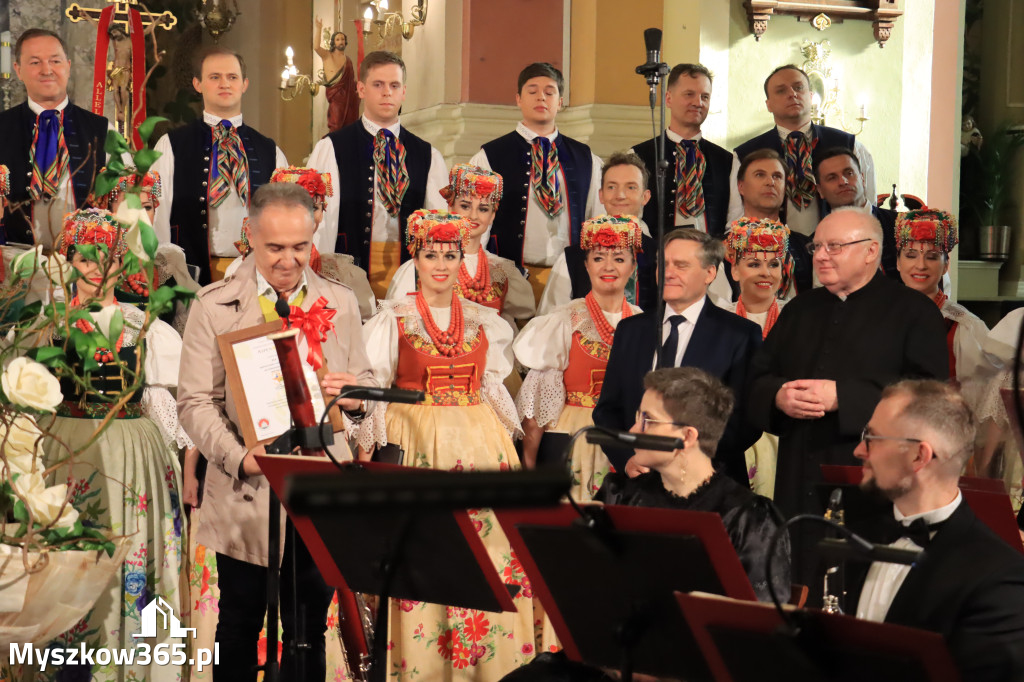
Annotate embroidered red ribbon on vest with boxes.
[282,296,336,371]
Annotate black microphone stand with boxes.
[635,28,670,368]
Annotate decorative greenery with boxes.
[968,125,1024,228]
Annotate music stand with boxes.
[676,591,961,682]
[495,504,757,682]
[819,465,1024,553]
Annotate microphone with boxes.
[275,297,291,324]
[818,537,924,566]
[336,385,425,404]
[585,428,683,452]
[634,27,669,107]
[643,28,662,69]
[824,488,844,524]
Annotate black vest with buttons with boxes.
[633,135,733,239]
[482,131,593,270]
[166,119,277,285]
[0,102,109,245]
[327,120,432,272]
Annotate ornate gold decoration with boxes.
[811,13,832,31]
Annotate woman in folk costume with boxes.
[722,216,793,497]
[895,209,995,404]
[513,214,643,497]
[41,208,188,681]
[226,165,376,320]
[387,164,535,332]
[358,209,535,680]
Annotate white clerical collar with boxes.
[27,96,69,114]
[203,111,244,128]
[664,296,706,325]
[895,490,962,527]
[255,268,308,305]
[776,121,813,141]
[362,115,401,137]
[666,129,703,144]
[516,121,558,143]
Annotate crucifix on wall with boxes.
[66,0,176,148]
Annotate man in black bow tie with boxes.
[852,379,1024,682]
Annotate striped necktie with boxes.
[531,136,564,218]
[374,128,409,217]
[784,131,817,210]
[208,120,250,208]
[674,139,706,218]
[28,110,69,201]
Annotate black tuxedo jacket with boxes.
[592,297,763,483]
[854,501,1024,682]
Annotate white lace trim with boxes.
[482,383,524,439]
[516,368,567,427]
[141,386,194,450]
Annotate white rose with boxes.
[1,357,63,412]
[43,252,72,287]
[11,473,79,529]
[114,203,152,264]
[0,415,43,475]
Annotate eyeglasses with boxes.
[806,238,872,255]
[859,426,923,452]
[635,410,688,433]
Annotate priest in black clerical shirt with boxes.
[747,207,948,520]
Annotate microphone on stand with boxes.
[585,427,683,452]
[275,296,292,324]
[635,28,669,107]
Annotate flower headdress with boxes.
[270,166,333,202]
[57,208,128,259]
[895,208,958,254]
[0,164,9,197]
[405,209,471,256]
[439,164,503,207]
[93,167,162,209]
[724,216,793,298]
[579,215,644,253]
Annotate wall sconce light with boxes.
[362,0,428,43]
[279,45,325,101]
[802,40,869,135]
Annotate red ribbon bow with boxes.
[282,296,337,371]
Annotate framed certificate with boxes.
[217,321,344,449]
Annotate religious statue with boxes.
[315,16,359,132]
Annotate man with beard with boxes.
[852,380,1024,682]
[314,18,359,132]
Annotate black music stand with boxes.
[676,591,961,682]
[276,461,569,682]
[494,504,758,682]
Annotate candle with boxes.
[285,45,294,64]
[363,7,373,33]
[379,0,389,10]
[0,31,10,77]
[280,68,290,90]
[858,100,868,120]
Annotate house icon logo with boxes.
[132,597,197,639]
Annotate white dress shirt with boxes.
[656,296,706,369]
[856,491,962,623]
[470,122,605,268]
[631,129,742,234]
[151,111,289,257]
[726,122,876,237]
[308,115,449,254]
[25,97,120,248]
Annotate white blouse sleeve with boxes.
[385,260,418,300]
[494,256,536,322]
[513,308,573,427]
[141,319,194,449]
[537,253,571,317]
[477,305,522,439]
[356,308,401,450]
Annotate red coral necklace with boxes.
[584,292,633,345]
[70,296,124,363]
[415,290,465,357]
[457,247,491,302]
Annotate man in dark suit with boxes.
[733,65,875,239]
[593,228,762,484]
[0,28,110,248]
[813,146,899,280]
[852,379,1024,682]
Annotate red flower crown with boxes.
[405,209,472,256]
[58,208,128,259]
[579,214,644,253]
[270,165,333,202]
[895,208,958,254]
[439,163,504,207]
[724,216,794,298]
[0,164,9,197]
[93,168,162,210]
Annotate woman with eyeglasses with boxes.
[513,215,644,498]
[894,209,995,407]
[595,367,790,602]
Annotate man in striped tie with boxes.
[309,50,449,300]
[151,46,288,285]
[733,65,876,238]
[0,28,110,248]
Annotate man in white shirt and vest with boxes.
[309,50,448,300]
[852,379,1024,682]
[152,45,288,285]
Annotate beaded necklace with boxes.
[735,296,780,339]
[415,290,465,357]
[584,292,633,345]
[456,247,491,303]
[71,296,124,363]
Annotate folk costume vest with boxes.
[482,131,593,269]
[0,102,108,245]
[394,319,488,406]
[166,119,277,285]
[327,120,432,271]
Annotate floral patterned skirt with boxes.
[745,432,779,499]
[37,415,185,682]
[548,405,609,503]
[382,403,536,681]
